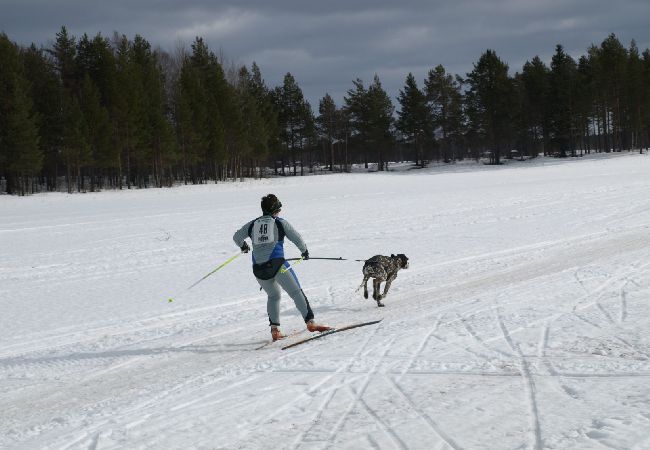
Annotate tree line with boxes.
[1,28,649,195]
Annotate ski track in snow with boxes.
[2,153,650,449]
[494,306,542,450]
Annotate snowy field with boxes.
[2,153,650,450]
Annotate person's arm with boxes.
[233,220,254,250]
[279,219,307,254]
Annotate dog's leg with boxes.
[373,279,385,306]
[375,281,384,307]
[382,273,396,298]
[362,276,369,299]
[372,279,380,300]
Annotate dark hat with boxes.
[261,194,282,215]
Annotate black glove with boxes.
[240,242,250,253]
[301,250,309,260]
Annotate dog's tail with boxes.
[356,276,368,293]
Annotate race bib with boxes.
[252,217,276,245]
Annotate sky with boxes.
[3,0,650,108]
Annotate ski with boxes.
[281,319,383,350]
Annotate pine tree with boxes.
[366,75,394,171]
[80,73,114,189]
[511,73,528,158]
[626,41,644,152]
[573,55,595,154]
[0,33,20,190]
[603,34,628,151]
[250,62,280,177]
[0,34,43,195]
[338,107,352,172]
[4,77,43,195]
[234,62,278,178]
[129,35,160,187]
[113,34,148,188]
[21,44,64,190]
[76,33,117,106]
[173,38,236,182]
[344,76,394,170]
[217,74,243,181]
[465,50,515,164]
[397,73,430,166]
[586,45,607,152]
[50,26,79,94]
[642,49,650,150]
[344,79,370,168]
[425,65,464,162]
[317,93,338,171]
[72,32,120,187]
[274,72,308,175]
[61,94,91,193]
[549,45,578,157]
[175,51,206,183]
[301,101,317,174]
[133,36,177,186]
[593,35,628,151]
[520,56,550,156]
[236,67,263,177]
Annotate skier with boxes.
[233,194,331,341]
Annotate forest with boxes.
[1,28,649,195]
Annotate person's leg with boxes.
[276,262,314,323]
[257,277,282,326]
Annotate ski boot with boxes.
[271,325,286,341]
[306,320,332,333]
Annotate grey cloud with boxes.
[2,0,650,107]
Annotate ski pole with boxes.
[282,256,354,273]
[167,251,243,302]
[285,256,367,262]
[259,256,366,290]
[280,256,367,275]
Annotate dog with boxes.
[359,254,409,307]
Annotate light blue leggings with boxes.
[256,262,314,326]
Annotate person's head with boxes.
[261,194,282,216]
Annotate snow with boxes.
[1,152,650,449]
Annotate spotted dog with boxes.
[359,254,409,307]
